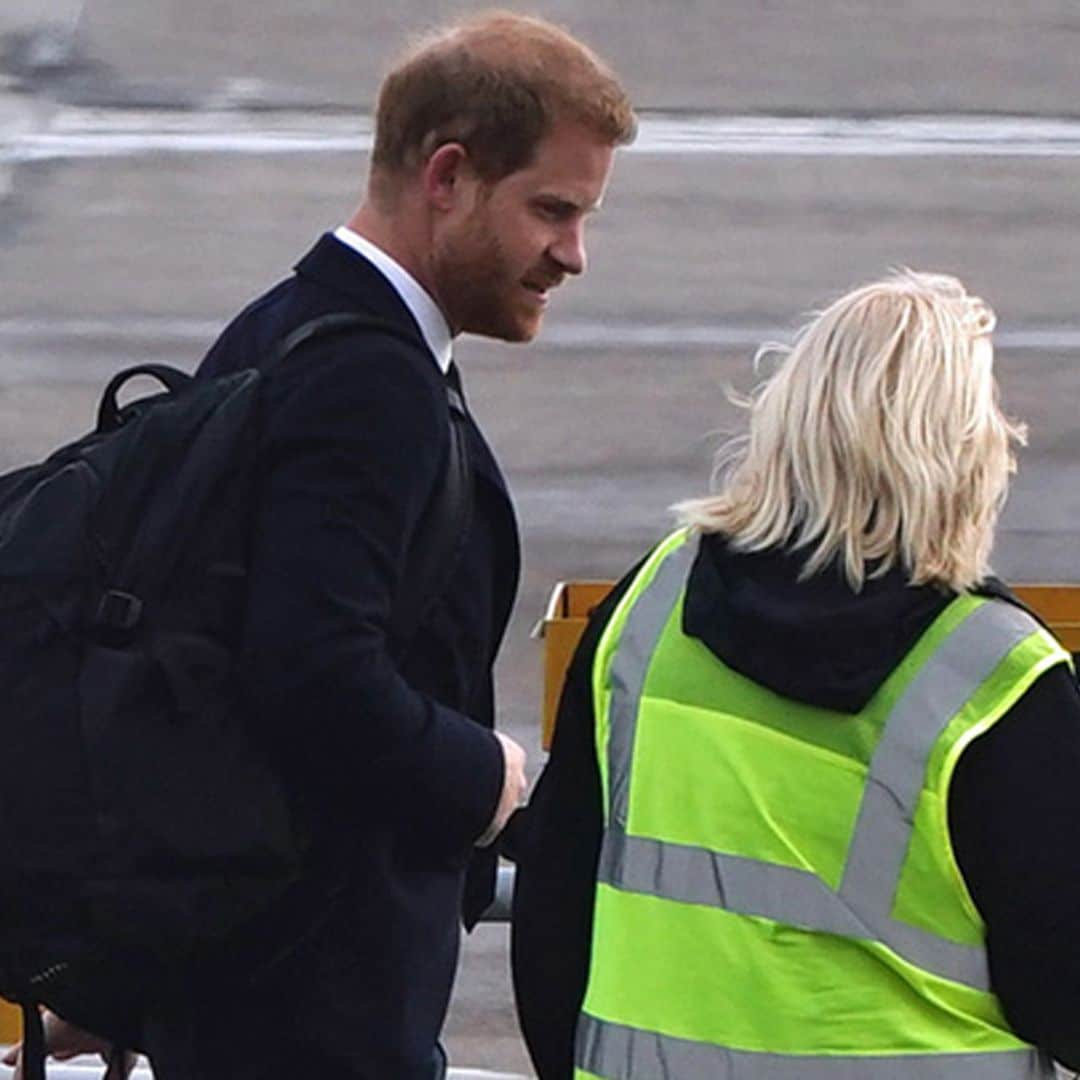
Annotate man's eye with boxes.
[537,201,571,221]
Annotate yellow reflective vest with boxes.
[577,529,1068,1079]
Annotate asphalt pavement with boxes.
[3,2,1080,1075]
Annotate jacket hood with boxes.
[682,533,954,713]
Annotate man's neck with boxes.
[346,203,435,301]
[334,218,454,373]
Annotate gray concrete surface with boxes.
[0,0,84,29]
[54,0,1080,115]
[0,1056,527,1079]
[3,2,1080,1076]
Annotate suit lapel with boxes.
[295,233,518,509]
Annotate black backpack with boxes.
[0,314,472,1075]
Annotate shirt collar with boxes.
[332,225,453,374]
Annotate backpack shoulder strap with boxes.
[270,312,424,366]
[273,314,473,652]
[391,391,473,652]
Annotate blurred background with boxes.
[3,2,1080,1074]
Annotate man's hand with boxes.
[2,1010,137,1079]
[476,731,527,847]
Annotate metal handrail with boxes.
[0,1064,531,1079]
[480,863,515,923]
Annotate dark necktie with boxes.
[444,359,496,927]
[445,360,468,417]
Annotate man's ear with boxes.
[422,142,473,211]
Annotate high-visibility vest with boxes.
[577,529,1069,1079]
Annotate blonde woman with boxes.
[512,270,1080,1079]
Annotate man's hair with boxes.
[370,10,636,193]
[675,269,1026,593]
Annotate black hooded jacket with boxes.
[511,533,1080,1079]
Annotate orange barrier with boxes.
[1013,585,1080,650]
[536,581,1080,750]
[535,581,615,751]
[0,1001,18,1043]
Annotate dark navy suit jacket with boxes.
[168,233,521,1078]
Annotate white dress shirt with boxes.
[332,225,453,375]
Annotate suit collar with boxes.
[295,233,433,357]
[331,227,453,374]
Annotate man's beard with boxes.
[436,220,540,343]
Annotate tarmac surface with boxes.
[3,3,1080,1076]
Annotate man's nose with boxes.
[550,223,587,277]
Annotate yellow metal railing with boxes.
[536,581,1080,750]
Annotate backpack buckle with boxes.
[94,590,143,634]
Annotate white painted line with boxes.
[449,1072,531,1080]
[0,1059,530,1079]
[0,316,222,341]
[1,318,1079,355]
[8,109,1080,162]
[543,324,1080,352]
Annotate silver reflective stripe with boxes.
[576,1015,1054,1079]
[597,830,871,939]
[602,542,1043,989]
[606,538,697,829]
[840,599,1040,908]
[596,830,989,989]
[836,598,1040,989]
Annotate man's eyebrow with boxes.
[536,192,604,213]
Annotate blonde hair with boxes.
[676,269,1026,592]
[370,10,636,193]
